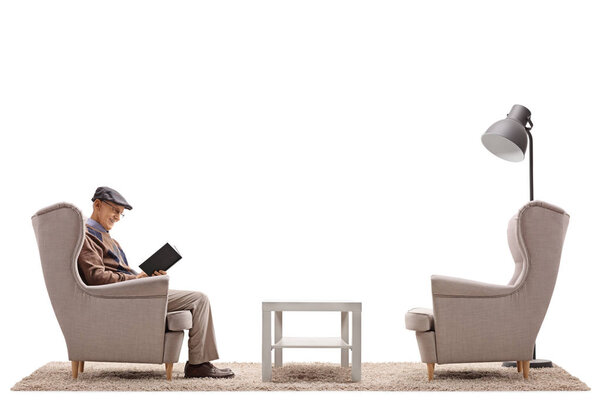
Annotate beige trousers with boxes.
[167,289,219,364]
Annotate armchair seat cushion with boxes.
[405,308,434,331]
[166,310,193,331]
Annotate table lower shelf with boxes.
[272,337,351,349]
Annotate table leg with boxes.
[351,310,361,382]
[341,311,349,367]
[262,310,272,382]
[275,311,283,367]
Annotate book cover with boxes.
[139,243,182,276]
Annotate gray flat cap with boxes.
[91,186,133,210]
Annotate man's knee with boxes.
[192,291,210,306]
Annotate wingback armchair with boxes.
[405,201,569,380]
[32,203,192,380]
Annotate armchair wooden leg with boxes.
[79,361,85,373]
[517,361,522,373]
[522,361,530,379]
[71,361,79,379]
[427,363,435,381]
[165,363,173,381]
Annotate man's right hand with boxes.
[136,272,149,279]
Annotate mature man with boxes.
[77,186,234,379]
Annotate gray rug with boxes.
[11,361,590,391]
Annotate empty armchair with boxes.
[32,203,192,380]
[405,201,569,380]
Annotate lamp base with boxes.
[501,359,554,368]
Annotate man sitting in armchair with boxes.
[77,186,234,379]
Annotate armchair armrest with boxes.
[82,275,170,298]
[431,275,515,297]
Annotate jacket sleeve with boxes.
[78,235,138,285]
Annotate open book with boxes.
[139,243,182,276]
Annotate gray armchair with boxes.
[405,201,569,380]
[32,203,192,380]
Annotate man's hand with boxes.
[136,270,166,279]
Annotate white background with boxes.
[1,1,598,399]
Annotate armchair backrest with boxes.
[508,201,569,330]
[32,203,86,334]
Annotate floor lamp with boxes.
[481,104,553,368]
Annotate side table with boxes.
[262,301,362,382]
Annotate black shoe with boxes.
[184,361,235,378]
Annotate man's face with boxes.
[94,200,125,231]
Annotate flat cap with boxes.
[91,186,133,210]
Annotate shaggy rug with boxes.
[11,362,590,391]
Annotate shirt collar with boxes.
[87,218,108,233]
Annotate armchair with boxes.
[32,203,192,380]
[405,201,569,380]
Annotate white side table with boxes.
[262,301,362,382]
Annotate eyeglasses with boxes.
[102,200,125,218]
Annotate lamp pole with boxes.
[526,121,533,201]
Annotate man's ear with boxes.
[93,199,102,210]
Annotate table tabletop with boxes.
[262,301,362,312]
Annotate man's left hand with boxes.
[152,270,167,276]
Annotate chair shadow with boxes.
[435,370,510,380]
[88,370,166,380]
